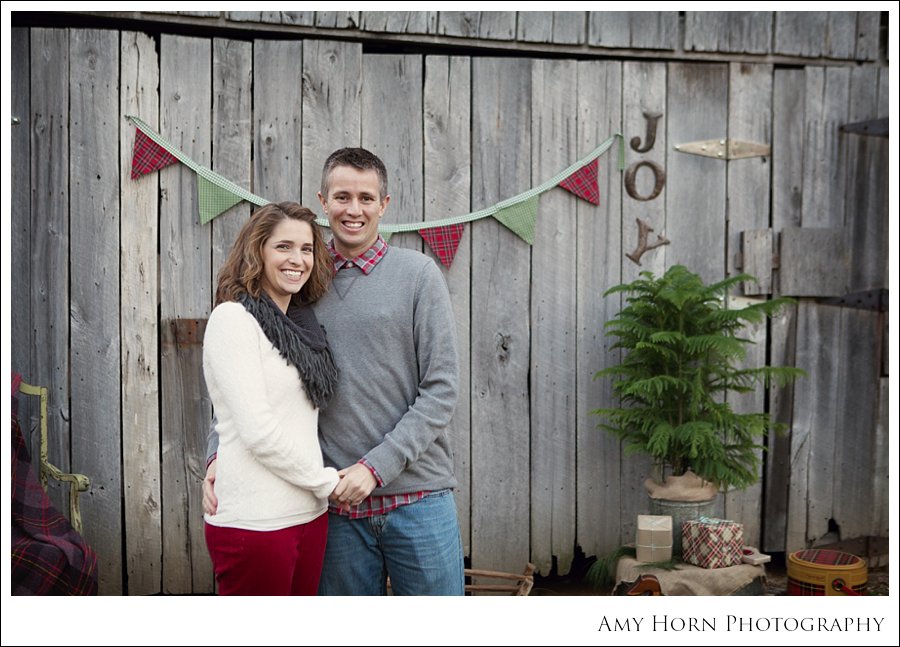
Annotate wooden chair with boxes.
[465,563,536,596]
[18,382,91,534]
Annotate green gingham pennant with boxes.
[198,176,244,224]
[493,195,538,245]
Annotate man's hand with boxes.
[329,463,377,508]
[203,459,218,515]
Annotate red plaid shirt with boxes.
[326,236,429,518]
[328,235,388,274]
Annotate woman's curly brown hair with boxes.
[215,202,332,307]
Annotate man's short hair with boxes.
[320,147,388,200]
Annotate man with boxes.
[204,148,463,595]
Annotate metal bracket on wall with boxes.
[673,138,770,160]
[839,118,888,138]
[818,289,888,312]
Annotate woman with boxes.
[203,202,339,595]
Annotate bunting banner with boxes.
[126,114,624,267]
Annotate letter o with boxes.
[625,160,666,201]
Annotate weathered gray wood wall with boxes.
[9,11,888,593]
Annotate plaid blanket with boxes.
[11,386,98,595]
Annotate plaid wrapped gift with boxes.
[681,516,744,569]
[636,515,673,562]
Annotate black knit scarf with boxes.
[237,292,339,410]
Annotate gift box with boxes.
[635,515,673,562]
[682,516,744,569]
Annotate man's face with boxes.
[318,166,390,259]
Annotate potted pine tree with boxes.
[593,265,803,554]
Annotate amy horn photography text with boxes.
[598,616,885,633]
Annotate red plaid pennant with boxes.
[558,158,599,205]
[131,128,178,179]
[420,223,465,268]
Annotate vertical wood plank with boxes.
[855,12,881,61]
[824,12,857,59]
[774,12,827,57]
[619,61,668,541]
[833,309,880,539]
[423,55,472,556]
[120,30,162,596]
[30,27,70,514]
[787,302,841,550]
[665,62,728,284]
[784,66,851,553]
[159,34,212,594]
[301,40,362,206]
[530,59,577,576]
[872,378,889,536]
[802,67,850,229]
[684,12,772,54]
[12,27,32,423]
[439,12,516,40]
[845,66,887,292]
[517,12,553,43]
[765,69,804,552]
[574,60,623,560]
[589,12,678,50]
[361,11,438,34]
[549,12,585,45]
[315,12,359,29]
[253,40,303,201]
[70,28,122,594]
[470,57,532,575]
[361,54,423,251]
[722,62,773,548]
[281,12,316,27]
[212,38,252,279]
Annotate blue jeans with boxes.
[318,489,464,596]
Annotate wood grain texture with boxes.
[619,61,668,541]
[301,40,362,206]
[159,34,212,593]
[30,28,71,515]
[253,40,303,201]
[423,55,472,555]
[360,11,438,34]
[588,12,677,50]
[684,12,772,54]
[764,68,804,552]
[665,62,728,285]
[69,27,123,594]
[12,27,33,448]
[529,59,578,576]
[574,60,624,560]
[362,54,424,251]
[120,30,162,596]
[845,66,888,292]
[211,38,252,276]
[470,57,533,575]
[722,62,773,549]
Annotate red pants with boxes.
[205,512,328,595]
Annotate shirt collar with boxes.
[328,235,389,275]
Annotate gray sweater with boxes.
[208,245,459,494]
[315,246,459,494]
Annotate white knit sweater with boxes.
[203,301,339,530]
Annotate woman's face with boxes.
[259,218,314,313]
